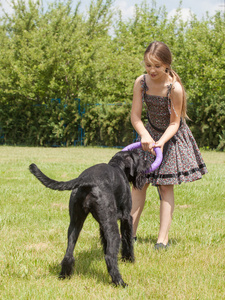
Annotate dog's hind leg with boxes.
[120,214,135,262]
[59,204,87,279]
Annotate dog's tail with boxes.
[29,163,80,191]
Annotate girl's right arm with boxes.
[131,76,155,152]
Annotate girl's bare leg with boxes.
[131,184,149,237]
[157,185,174,245]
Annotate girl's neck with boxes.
[147,73,172,86]
[145,73,172,97]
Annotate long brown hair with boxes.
[144,41,187,119]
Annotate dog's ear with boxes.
[124,151,152,190]
[124,155,136,177]
[123,151,141,186]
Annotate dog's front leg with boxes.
[120,215,135,262]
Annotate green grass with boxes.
[0,146,224,299]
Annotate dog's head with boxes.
[109,150,152,190]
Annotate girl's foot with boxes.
[154,242,170,250]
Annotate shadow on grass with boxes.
[136,235,181,246]
[48,242,121,286]
[48,235,182,284]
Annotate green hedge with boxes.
[188,95,225,151]
[0,100,81,146]
[0,101,137,147]
[81,102,136,147]
[0,0,224,149]
[1,97,224,149]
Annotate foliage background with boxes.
[0,0,224,149]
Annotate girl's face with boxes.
[144,56,167,81]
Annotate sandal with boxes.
[154,242,170,250]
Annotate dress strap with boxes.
[167,82,178,117]
[166,83,173,98]
[141,75,149,103]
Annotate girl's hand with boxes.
[154,140,164,154]
[141,134,155,154]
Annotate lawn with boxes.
[0,146,224,299]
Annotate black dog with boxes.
[29,150,151,287]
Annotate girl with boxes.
[131,41,208,249]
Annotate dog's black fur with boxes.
[29,150,152,287]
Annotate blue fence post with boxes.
[0,126,4,144]
[133,130,138,143]
[74,98,85,146]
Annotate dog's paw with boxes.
[120,281,128,288]
[128,256,135,263]
[112,279,128,288]
[121,255,135,263]
[58,273,66,280]
[59,270,73,280]
[59,256,75,279]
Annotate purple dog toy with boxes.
[122,142,163,173]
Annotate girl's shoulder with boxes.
[133,74,146,90]
[170,81,183,97]
[169,81,184,106]
[134,74,145,84]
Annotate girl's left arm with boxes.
[154,82,183,151]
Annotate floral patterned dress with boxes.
[137,75,208,186]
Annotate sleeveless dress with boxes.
[137,75,208,186]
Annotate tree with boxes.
[0,0,224,149]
